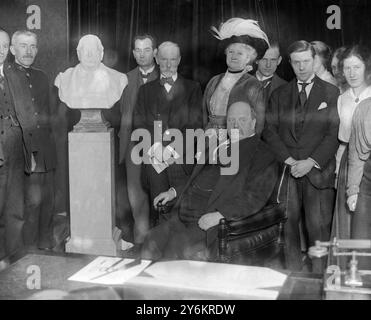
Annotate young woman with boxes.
[332,45,371,241]
[347,97,371,269]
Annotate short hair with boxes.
[287,40,315,59]
[157,41,181,57]
[338,44,371,87]
[133,34,157,50]
[311,40,332,70]
[76,34,104,52]
[268,41,281,56]
[11,30,38,46]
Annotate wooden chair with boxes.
[217,164,290,267]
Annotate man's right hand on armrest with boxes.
[153,187,177,209]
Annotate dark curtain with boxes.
[68,0,371,85]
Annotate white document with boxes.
[68,256,152,285]
[137,260,287,300]
[147,142,180,174]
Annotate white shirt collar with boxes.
[0,64,4,77]
[139,64,155,75]
[297,73,315,84]
[160,73,178,81]
[255,72,273,82]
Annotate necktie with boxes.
[141,73,149,79]
[260,78,272,89]
[160,77,175,86]
[0,74,4,91]
[298,82,310,106]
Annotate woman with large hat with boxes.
[203,18,269,134]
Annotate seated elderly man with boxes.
[141,101,279,261]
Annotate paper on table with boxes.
[68,257,152,285]
[138,260,287,299]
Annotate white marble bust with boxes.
[55,34,127,109]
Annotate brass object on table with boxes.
[308,238,371,299]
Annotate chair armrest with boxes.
[226,203,287,236]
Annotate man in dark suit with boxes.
[0,28,43,269]
[132,41,203,228]
[262,40,340,271]
[141,101,279,261]
[10,30,57,250]
[118,34,159,248]
[255,42,287,105]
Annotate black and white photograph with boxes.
[0,0,371,304]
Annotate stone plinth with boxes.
[73,109,110,132]
[66,128,121,256]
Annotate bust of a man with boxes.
[55,34,127,109]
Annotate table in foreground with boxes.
[0,252,322,300]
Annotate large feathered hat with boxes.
[211,18,270,60]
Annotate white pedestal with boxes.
[66,128,121,256]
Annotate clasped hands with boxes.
[286,157,315,178]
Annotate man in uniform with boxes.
[10,30,57,250]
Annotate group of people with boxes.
[2,16,371,273]
[123,18,371,272]
[0,28,56,270]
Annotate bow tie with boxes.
[141,72,149,79]
[160,77,175,86]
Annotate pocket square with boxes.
[318,102,328,110]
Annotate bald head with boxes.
[227,101,256,141]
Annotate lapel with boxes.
[205,73,224,105]
[134,65,159,88]
[288,79,299,141]
[134,67,144,88]
[207,136,259,206]
[268,74,280,97]
[301,76,323,134]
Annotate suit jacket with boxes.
[11,63,57,172]
[118,66,159,163]
[2,62,50,172]
[174,135,279,221]
[265,74,287,102]
[262,75,340,188]
[133,74,204,186]
[203,72,265,134]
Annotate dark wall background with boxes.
[68,0,371,87]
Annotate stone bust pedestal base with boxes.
[66,127,121,256]
[73,109,110,132]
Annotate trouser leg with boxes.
[38,171,56,248]
[125,155,150,244]
[284,177,303,271]
[302,179,335,273]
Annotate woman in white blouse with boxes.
[332,45,371,240]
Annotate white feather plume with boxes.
[211,18,269,45]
